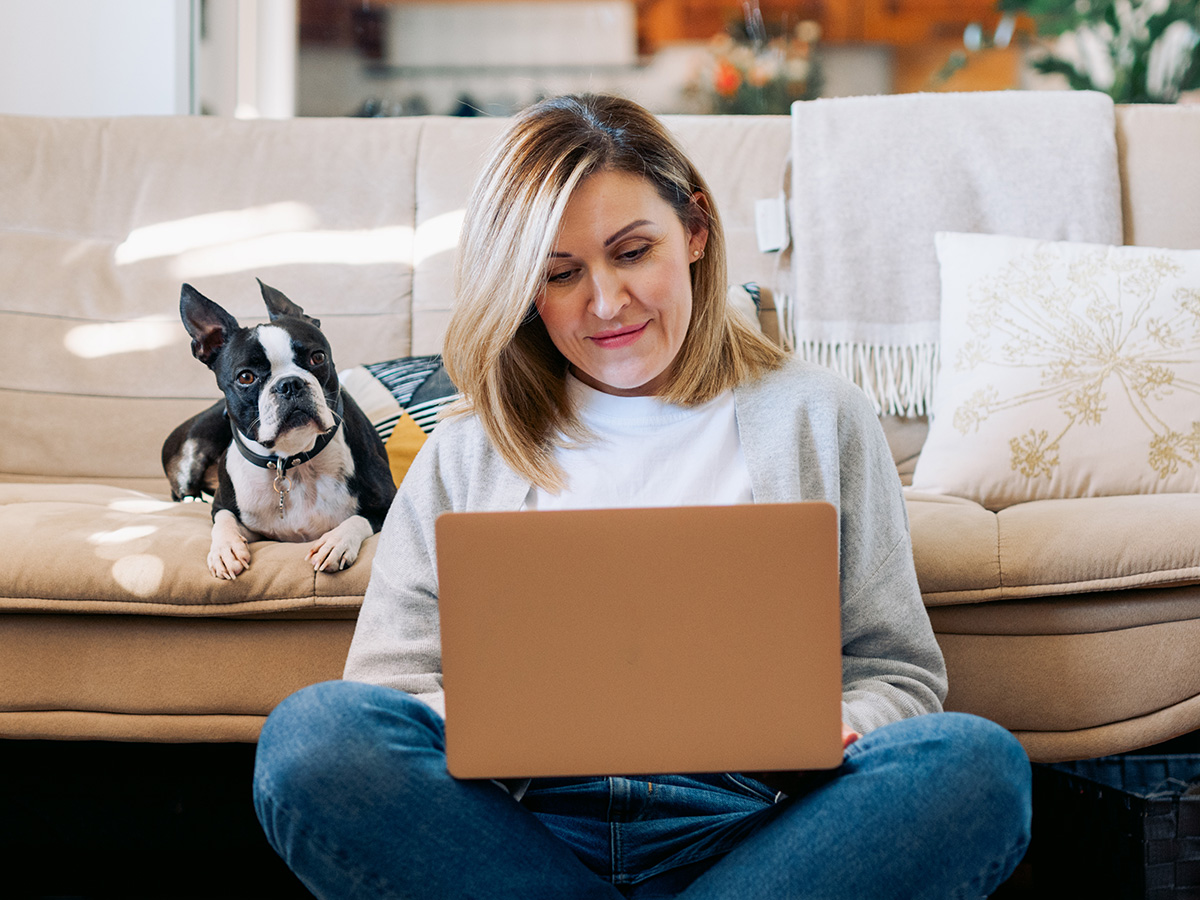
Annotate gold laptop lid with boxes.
[436,502,842,779]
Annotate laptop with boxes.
[435,502,843,779]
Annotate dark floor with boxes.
[6,731,1200,900]
[0,741,310,900]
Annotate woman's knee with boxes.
[255,680,444,808]
[854,713,1031,840]
[937,713,1031,793]
[915,713,1032,842]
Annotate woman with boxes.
[253,94,1031,899]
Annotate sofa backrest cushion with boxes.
[1116,104,1200,251]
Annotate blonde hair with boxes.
[443,94,785,490]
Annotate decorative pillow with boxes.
[912,232,1200,510]
[339,355,460,486]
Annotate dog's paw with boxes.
[305,534,361,573]
[305,516,373,573]
[208,534,251,580]
[208,511,252,580]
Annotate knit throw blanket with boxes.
[787,90,1123,416]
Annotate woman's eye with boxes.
[546,269,576,285]
[237,371,256,385]
[618,244,651,263]
[310,350,327,366]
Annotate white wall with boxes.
[0,0,196,116]
[199,0,296,118]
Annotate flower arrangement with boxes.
[701,4,821,115]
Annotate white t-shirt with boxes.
[525,375,753,510]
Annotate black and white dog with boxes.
[163,281,395,580]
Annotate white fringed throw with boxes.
[788,90,1123,415]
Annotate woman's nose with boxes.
[588,266,629,319]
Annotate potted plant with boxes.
[950,1,1200,102]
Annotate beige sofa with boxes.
[1,102,1198,768]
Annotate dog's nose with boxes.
[273,376,306,398]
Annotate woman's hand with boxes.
[745,722,860,798]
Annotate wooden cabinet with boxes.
[637,0,822,52]
[634,0,1024,92]
[859,1,1027,94]
[637,0,1017,51]
[860,0,1009,45]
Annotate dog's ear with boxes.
[258,279,321,329]
[180,283,240,367]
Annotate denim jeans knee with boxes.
[882,712,1032,900]
[255,680,443,802]
[680,712,1032,900]
[937,713,1033,860]
[254,681,624,900]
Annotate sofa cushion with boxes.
[0,483,371,616]
[1117,104,1200,251]
[914,232,1200,510]
[6,481,1196,620]
[908,490,1200,606]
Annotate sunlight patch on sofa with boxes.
[414,209,465,266]
[107,499,184,514]
[110,554,166,597]
[64,317,182,359]
[169,225,415,278]
[114,202,320,265]
[88,526,159,546]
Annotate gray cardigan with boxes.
[344,357,947,735]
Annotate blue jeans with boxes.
[253,681,1031,899]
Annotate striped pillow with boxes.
[339,355,460,486]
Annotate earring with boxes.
[693,250,703,258]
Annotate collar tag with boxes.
[268,459,292,517]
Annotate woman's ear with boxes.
[688,191,710,258]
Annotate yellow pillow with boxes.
[339,355,459,489]
[384,409,430,486]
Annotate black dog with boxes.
[163,281,395,580]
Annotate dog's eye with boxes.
[237,371,256,385]
[309,351,327,367]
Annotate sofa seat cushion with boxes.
[908,490,1200,606]
[0,484,370,616]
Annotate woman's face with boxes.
[535,169,708,397]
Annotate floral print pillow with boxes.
[912,232,1200,510]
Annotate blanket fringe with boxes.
[796,341,939,418]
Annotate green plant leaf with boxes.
[1178,43,1200,92]
[1031,55,1100,91]
[1103,3,1119,32]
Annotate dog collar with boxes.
[229,391,345,476]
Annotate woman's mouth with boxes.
[588,322,648,349]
